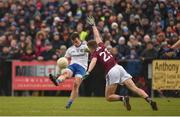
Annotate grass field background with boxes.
[0,97,179,116]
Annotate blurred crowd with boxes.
[0,0,180,62]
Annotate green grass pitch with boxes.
[0,97,179,116]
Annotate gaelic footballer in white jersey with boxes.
[49,32,89,109]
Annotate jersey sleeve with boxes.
[91,51,98,59]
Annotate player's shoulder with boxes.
[66,45,75,52]
[81,41,87,46]
[95,42,105,51]
[79,41,88,48]
[98,42,104,47]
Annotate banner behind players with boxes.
[152,60,180,90]
[12,60,74,91]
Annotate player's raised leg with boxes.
[49,57,71,85]
[123,79,158,111]
[49,68,72,86]
[57,69,72,83]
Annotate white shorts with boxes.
[106,64,132,86]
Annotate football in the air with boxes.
[57,57,68,69]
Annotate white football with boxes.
[57,57,68,69]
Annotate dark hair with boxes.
[87,40,98,49]
[70,32,79,41]
[147,41,153,45]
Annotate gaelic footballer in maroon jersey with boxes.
[86,16,158,111]
[91,42,116,74]
[87,39,158,111]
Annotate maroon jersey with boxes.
[91,42,117,74]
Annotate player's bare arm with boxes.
[92,26,103,44]
[87,16,103,44]
[83,57,97,79]
[87,57,97,73]
[171,39,180,49]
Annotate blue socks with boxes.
[56,78,64,84]
[56,79,61,84]
[66,99,73,109]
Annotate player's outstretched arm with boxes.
[172,39,180,49]
[92,26,103,44]
[83,57,97,79]
[87,57,97,73]
[87,16,103,44]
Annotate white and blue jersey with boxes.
[65,42,88,78]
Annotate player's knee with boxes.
[64,71,70,78]
[73,82,80,89]
[105,93,113,102]
[105,96,112,102]
[73,82,78,89]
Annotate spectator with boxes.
[20,48,35,61]
[37,41,57,61]
[36,0,43,11]
[111,47,121,62]
[140,41,158,60]
[9,39,20,59]
[126,47,139,60]
[58,45,67,58]
[34,31,46,57]
[157,32,166,45]
[0,45,12,61]
[116,36,130,59]
[157,41,175,59]
[127,35,143,56]
[51,32,65,51]
[29,21,38,39]
[175,22,180,35]
[0,36,5,51]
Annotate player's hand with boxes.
[86,16,95,26]
[83,72,89,80]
